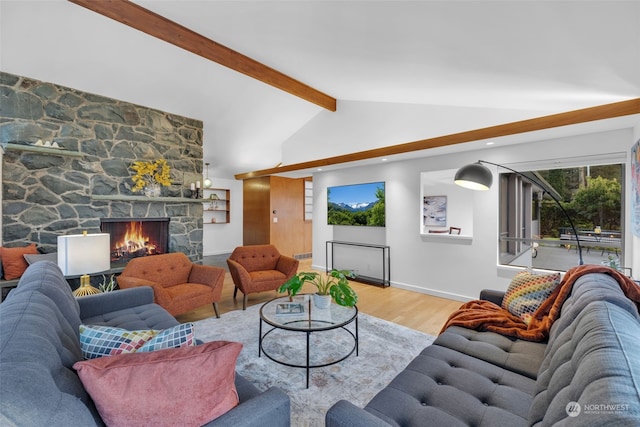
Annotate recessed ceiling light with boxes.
[381,158,387,161]
[317,168,322,171]
[486,142,495,146]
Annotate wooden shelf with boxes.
[5,143,84,158]
[203,188,231,223]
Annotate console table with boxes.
[326,240,390,287]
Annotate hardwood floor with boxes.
[176,258,463,336]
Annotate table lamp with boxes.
[57,232,111,297]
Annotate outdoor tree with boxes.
[570,176,621,230]
[539,169,570,200]
[538,165,622,236]
[590,164,622,181]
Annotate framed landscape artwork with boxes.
[327,181,385,227]
[423,195,447,227]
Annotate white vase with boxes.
[144,183,161,197]
[313,293,332,309]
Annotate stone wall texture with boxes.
[1,72,204,260]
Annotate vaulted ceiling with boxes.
[2,1,639,179]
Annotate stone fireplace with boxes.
[1,71,204,262]
[101,218,170,268]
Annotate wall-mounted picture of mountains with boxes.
[328,181,385,227]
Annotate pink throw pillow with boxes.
[74,341,242,427]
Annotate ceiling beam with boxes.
[68,0,337,111]
[235,98,640,179]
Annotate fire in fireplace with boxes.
[100,218,170,267]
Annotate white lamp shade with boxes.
[57,233,110,276]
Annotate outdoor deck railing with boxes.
[559,227,621,245]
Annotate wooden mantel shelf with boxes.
[91,195,204,203]
[4,143,84,157]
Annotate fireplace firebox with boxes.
[100,218,170,268]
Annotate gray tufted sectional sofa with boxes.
[326,271,640,426]
[0,261,290,427]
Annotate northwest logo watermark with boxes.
[566,402,581,417]
[566,401,631,417]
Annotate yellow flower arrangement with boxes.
[130,159,172,192]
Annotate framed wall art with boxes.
[423,195,447,227]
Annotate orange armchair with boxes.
[117,252,225,318]
[226,245,299,310]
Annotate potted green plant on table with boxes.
[277,269,358,308]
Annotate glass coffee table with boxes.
[259,294,358,388]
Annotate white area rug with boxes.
[194,303,436,427]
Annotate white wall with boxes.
[202,177,243,256]
[282,101,546,165]
[328,225,387,281]
[312,127,637,302]
[421,169,474,235]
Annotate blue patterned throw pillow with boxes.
[79,323,195,359]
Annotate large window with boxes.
[499,163,625,272]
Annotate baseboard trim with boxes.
[311,263,472,302]
[391,281,472,302]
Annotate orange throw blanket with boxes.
[440,265,640,342]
